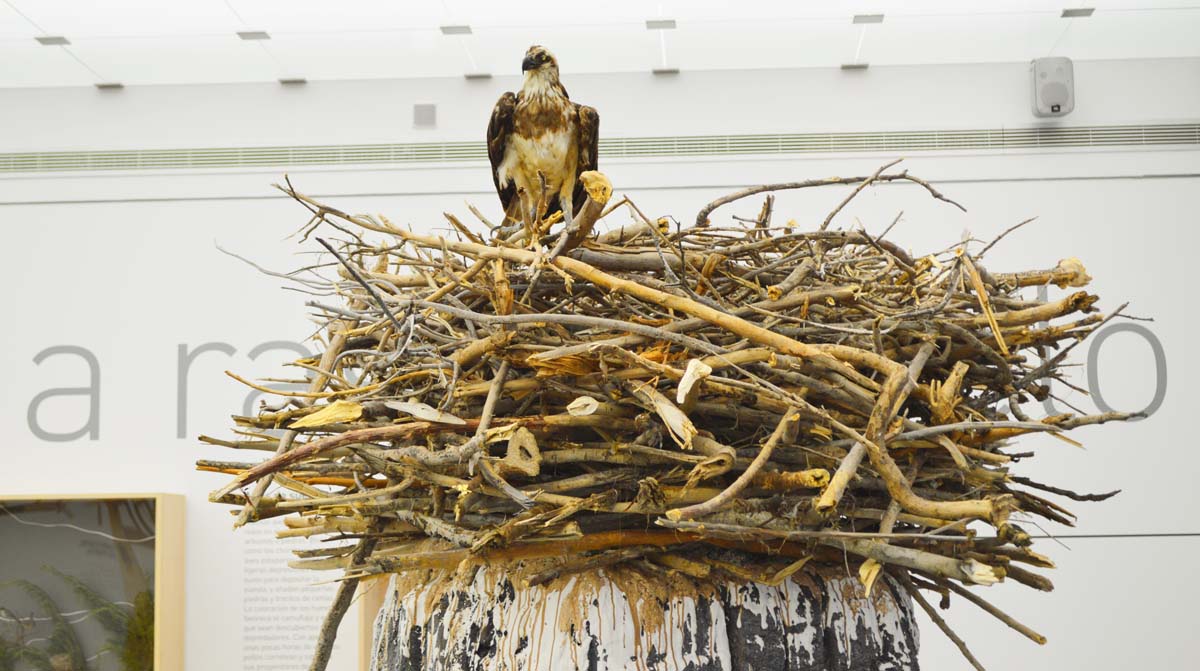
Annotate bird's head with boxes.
[521,45,558,77]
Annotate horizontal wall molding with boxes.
[1,123,1197,174]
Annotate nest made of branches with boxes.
[200,162,1138,670]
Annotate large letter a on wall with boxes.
[27,345,100,441]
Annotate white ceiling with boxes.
[0,1,1197,87]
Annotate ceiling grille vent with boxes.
[1,123,1195,174]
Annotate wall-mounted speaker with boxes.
[1031,57,1074,118]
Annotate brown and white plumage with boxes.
[487,45,599,233]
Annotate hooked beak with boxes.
[521,54,537,72]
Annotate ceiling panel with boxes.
[670,20,860,71]
[1091,0,1200,10]
[0,3,35,39]
[224,0,444,34]
[474,26,660,76]
[6,0,235,37]
[1053,9,1200,60]
[867,14,1066,66]
[0,1,1197,88]
[68,36,279,85]
[431,1,683,28]
[0,42,95,86]
[265,31,460,81]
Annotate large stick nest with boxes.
[200,163,1138,668]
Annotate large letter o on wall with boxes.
[1086,323,1167,419]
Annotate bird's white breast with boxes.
[498,102,576,196]
[504,128,570,175]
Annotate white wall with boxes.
[1,58,1197,153]
[1,58,1197,670]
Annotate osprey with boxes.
[487,45,599,235]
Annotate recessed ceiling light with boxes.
[95,82,124,90]
[646,19,676,30]
[464,72,492,80]
[237,31,270,41]
[852,14,884,24]
[841,62,870,70]
[652,67,680,76]
[279,77,307,85]
[1061,8,1094,18]
[440,25,472,35]
[35,36,70,46]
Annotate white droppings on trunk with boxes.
[370,565,918,670]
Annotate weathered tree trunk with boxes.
[369,563,919,671]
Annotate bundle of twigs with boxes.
[200,162,1136,670]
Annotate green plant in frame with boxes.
[43,570,127,649]
[0,630,55,671]
[1,572,155,671]
[0,608,45,671]
[45,569,153,671]
[0,581,86,670]
[118,592,152,671]
[0,625,19,671]
[0,498,159,671]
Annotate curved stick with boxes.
[695,168,966,228]
[666,409,799,521]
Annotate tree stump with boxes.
[369,561,919,671]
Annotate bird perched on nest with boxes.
[487,45,599,241]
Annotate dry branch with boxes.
[201,163,1140,671]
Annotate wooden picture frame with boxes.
[0,493,185,671]
[358,574,391,670]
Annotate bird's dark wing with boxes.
[487,91,517,215]
[572,104,600,214]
